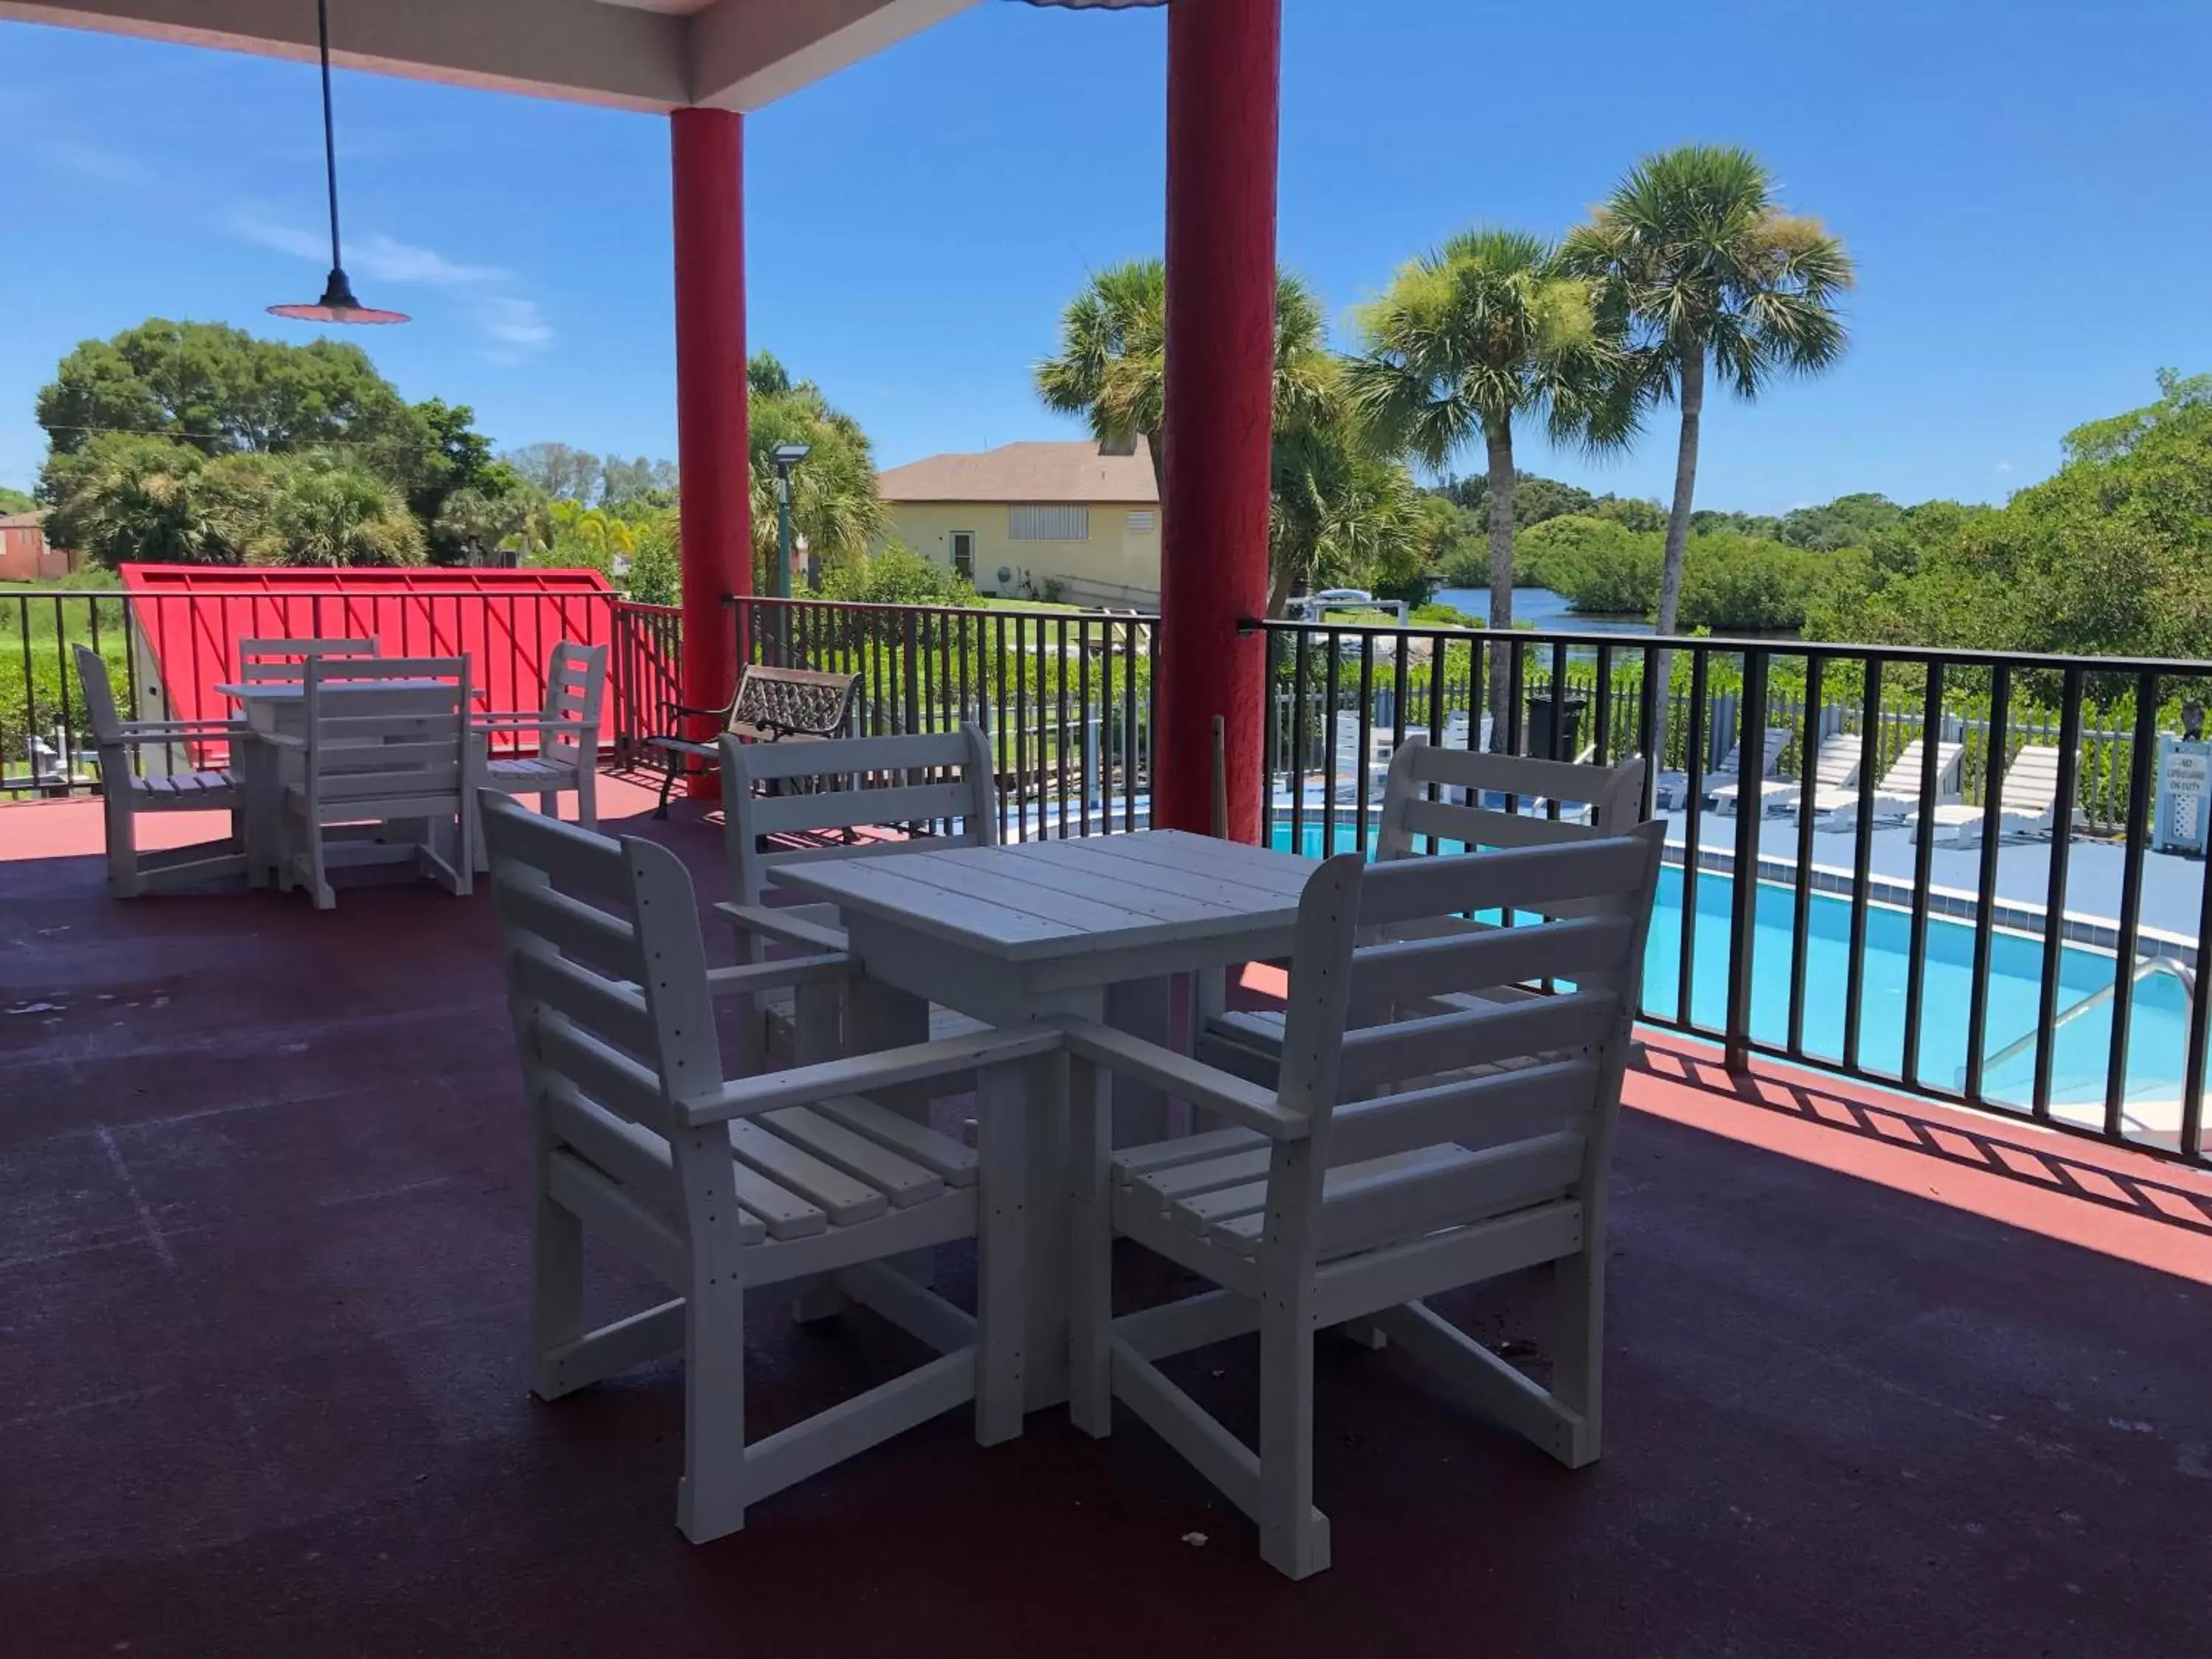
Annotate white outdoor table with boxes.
[771,828,1318,1406]
[218,678,482,886]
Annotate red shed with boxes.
[119,566,618,742]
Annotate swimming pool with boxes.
[1266,821,2201,1128]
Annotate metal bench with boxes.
[647,663,859,818]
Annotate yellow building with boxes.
[875,440,1161,608]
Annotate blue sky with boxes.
[1,0,2206,512]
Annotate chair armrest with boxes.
[661,698,734,729]
[1053,1017,1309,1141]
[256,731,307,750]
[679,1024,1062,1127]
[116,721,240,741]
[714,900,848,954]
[703,951,855,998]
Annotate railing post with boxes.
[1724,647,1767,1071]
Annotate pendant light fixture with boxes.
[268,0,406,324]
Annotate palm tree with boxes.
[1349,229,1630,734]
[1036,261,1371,614]
[745,358,888,588]
[1560,146,1853,640]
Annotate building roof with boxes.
[0,509,49,531]
[877,441,1158,506]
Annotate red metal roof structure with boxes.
[119,566,618,735]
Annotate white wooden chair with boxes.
[1062,826,1666,1578]
[714,725,1000,1064]
[480,793,1043,1542]
[474,640,606,834]
[265,655,477,910]
[1202,740,1646,1083]
[71,644,247,897]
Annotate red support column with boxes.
[670,108,750,794]
[1156,0,1279,841]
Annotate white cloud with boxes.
[1995,460,2015,474]
[229,211,550,359]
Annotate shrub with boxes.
[819,543,979,607]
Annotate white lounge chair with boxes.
[1821,738,1964,833]
[1655,726,1788,812]
[1712,728,1863,818]
[1913,744,2068,847]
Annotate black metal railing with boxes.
[15,580,2210,1167]
[4,584,625,796]
[715,597,1158,846]
[1258,620,2212,1166]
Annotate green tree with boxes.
[241,453,425,567]
[1809,372,2212,662]
[1778,491,1900,552]
[746,352,888,591]
[41,434,221,567]
[1033,261,1355,614]
[35,319,409,458]
[1562,147,1854,641]
[821,543,979,607]
[34,319,510,564]
[505,442,604,503]
[1351,228,1631,732]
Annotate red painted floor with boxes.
[4,776,2210,1658]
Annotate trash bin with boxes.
[1526,691,1588,761]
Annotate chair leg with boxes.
[1067,1055,1113,1439]
[1549,1248,1604,1467]
[675,1279,749,1544]
[653,759,677,820]
[102,790,141,898]
[1257,1293,1331,1579]
[540,789,560,821]
[529,1183,587,1400]
[307,823,335,911]
[973,1055,1031,1447]
[576,764,597,832]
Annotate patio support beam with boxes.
[1156,0,1279,842]
[671,106,751,794]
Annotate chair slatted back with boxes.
[483,795,716,1162]
[1374,740,1645,862]
[299,655,472,819]
[72,644,125,749]
[240,638,380,681]
[1810,730,1864,790]
[1275,827,1665,1176]
[1997,743,2063,813]
[534,641,608,766]
[1877,737,1964,797]
[720,725,1000,906]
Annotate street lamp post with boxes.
[771,441,810,660]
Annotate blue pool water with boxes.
[1267,822,2199,1113]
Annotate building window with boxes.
[1009,504,1090,542]
[1125,511,1156,535]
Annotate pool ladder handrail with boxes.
[1967,955,2198,1086]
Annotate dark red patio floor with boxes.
[4,779,2210,1658]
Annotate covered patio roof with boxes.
[0,0,979,111]
[4,779,2210,1652]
